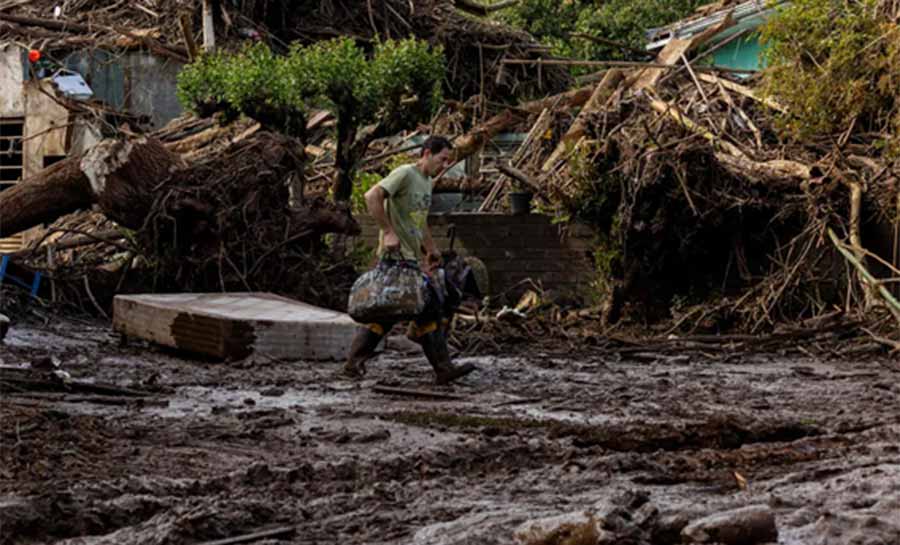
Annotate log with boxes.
[714,153,812,186]
[81,138,184,229]
[450,109,517,164]
[0,157,93,237]
[498,163,541,193]
[519,85,594,113]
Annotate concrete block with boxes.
[113,293,357,361]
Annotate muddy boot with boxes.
[342,326,384,379]
[420,330,476,385]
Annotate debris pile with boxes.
[11,116,360,312]
[0,0,569,102]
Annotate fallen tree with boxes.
[4,122,361,311]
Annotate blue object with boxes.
[0,255,41,297]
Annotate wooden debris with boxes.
[198,526,297,545]
[372,385,465,401]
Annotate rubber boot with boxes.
[342,326,384,379]
[420,330,476,385]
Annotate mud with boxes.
[1,318,899,544]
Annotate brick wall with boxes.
[353,213,597,300]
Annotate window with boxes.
[0,118,24,188]
[0,118,25,252]
[43,155,65,168]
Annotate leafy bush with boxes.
[495,0,703,69]
[369,38,445,131]
[573,0,704,61]
[760,0,900,146]
[177,38,444,142]
[176,51,230,115]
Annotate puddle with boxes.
[152,386,351,417]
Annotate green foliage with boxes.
[369,38,445,130]
[761,0,900,146]
[298,37,370,119]
[573,0,703,61]
[290,36,444,129]
[497,0,582,43]
[177,38,444,138]
[176,51,230,114]
[351,170,381,214]
[177,43,313,135]
[495,0,703,73]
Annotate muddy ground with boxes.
[1,316,899,545]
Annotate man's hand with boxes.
[383,230,401,253]
[423,251,441,275]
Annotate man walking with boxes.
[343,136,477,384]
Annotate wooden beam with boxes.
[179,12,199,61]
[202,0,216,52]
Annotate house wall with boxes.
[30,49,184,129]
[123,52,184,129]
[353,213,598,301]
[22,80,70,178]
[0,46,23,115]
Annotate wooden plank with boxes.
[202,0,216,52]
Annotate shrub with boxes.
[760,0,900,146]
[177,38,445,199]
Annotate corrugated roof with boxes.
[645,0,789,50]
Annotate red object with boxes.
[28,49,41,63]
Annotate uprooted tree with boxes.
[177,38,445,202]
[529,0,900,335]
[0,128,361,303]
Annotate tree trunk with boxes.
[332,114,357,202]
[0,137,183,238]
[0,158,93,237]
[81,138,184,229]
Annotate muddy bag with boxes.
[348,258,425,323]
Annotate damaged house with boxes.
[0,9,190,251]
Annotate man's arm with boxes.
[421,222,439,272]
[365,185,400,251]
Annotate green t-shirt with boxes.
[377,164,432,261]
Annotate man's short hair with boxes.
[421,136,452,156]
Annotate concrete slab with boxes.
[112,293,357,361]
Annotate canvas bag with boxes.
[348,253,425,323]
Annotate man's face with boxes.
[423,148,452,177]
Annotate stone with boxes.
[514,510,606,544]
[682,505,778,545]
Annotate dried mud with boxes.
[1,318,899,544]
